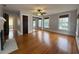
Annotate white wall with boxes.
[77,8,79,37]
[0,5,3,31]
[76,18,79,37]
[0,5,2,50]
[0,5,2,16]
[77,8,79,14]
[76,16,79,50]
[20,11,33,35]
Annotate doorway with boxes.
[32,17,36,31]
[8,15,14,39]
[3,13,9,37]
[1,13,18,51]
[9,16,14,30]
[23,15,28,34]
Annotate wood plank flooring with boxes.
[11,30,78,54]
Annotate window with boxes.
[44,17,49,28]
[38,19,42,27]
[59,15,69,31]
[33,20,36,28]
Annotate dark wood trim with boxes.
[23,15,28,34]
[59,14,69,18]
[1,30,4,50]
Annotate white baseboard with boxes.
[28,30,32,33]
[43,28,75,36]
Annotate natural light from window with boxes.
[33,20,36,28]
[9,17,13,26]
[59,17,69,31]
[44,18,49,28]
[38,20,42,27]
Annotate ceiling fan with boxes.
[34,9,46,16]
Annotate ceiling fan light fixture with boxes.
[37,13,41,16]
[33,9,46,16]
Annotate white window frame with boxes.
[38,19,42,28]
[59,15,69,31]
[44,18,49,28]
[33,20,36,28]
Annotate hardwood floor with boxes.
[11,30,78,54]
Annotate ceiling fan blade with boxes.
[42,12,46,14]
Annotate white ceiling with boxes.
[2,4,79,15]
